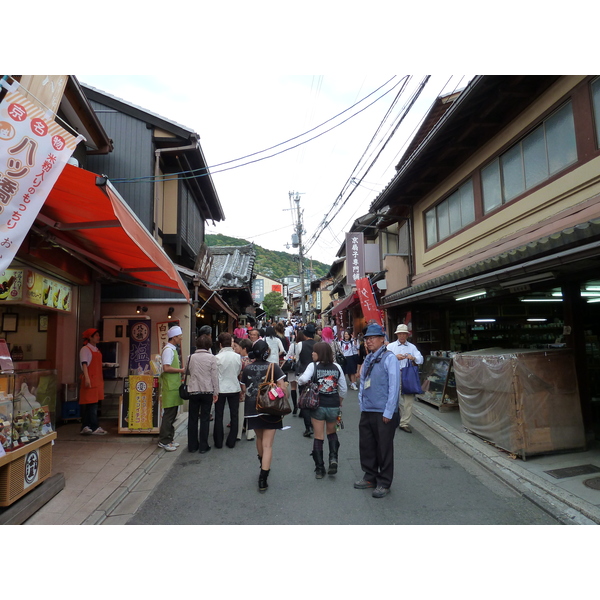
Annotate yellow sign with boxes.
[0,268,71,311]
[128,375,154,430]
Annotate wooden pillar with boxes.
[562,281,592,430]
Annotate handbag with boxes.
[335,342,347,367]
[401,361,423,395]
[256,363,292,416]
[179,355,192,399]
[298,365,320,410]
[282,358,297,372]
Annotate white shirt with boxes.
[161,342,177,367]
[216,346,242,393]
[386,339,423,368]
[265,336,285,363]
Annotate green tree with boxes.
[262,291,285,319]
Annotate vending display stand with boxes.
[0,339,57,506]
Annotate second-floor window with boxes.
[481,101,577,214]
[425,179,475,246]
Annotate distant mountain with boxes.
[205,233,330,281]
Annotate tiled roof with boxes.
[205,244,256,290]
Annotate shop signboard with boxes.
[0,79,82,272]
[119,376,160,434]
[0,267,72,312]
[127,375,154,430]
[128,319,152,374]
[345,232,365,283]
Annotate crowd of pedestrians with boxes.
[157,316,421,498]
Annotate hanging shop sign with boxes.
[355,277,383,326]
[0,267,72,311]
[128,319,152,375]
[345,232,365,284]
[0,80,83,272]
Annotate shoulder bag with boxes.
[256,362,292,416]
[282,343,297,373]
[401,360,423,395]
[179,355,192,399]
[298,364,320,410]
[335,342,347,367]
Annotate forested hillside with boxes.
[205,233,330,280]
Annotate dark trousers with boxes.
[298,384,312,430]
[159,405,179,445]
[214,392,239,448]
[188,393,213,452]
[81,402,99,432]
[358,410,400,488]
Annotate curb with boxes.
[83,415,189,525]
[413,404,600,525]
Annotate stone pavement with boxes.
[12,398,600,525]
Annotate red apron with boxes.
[79,345,104,404]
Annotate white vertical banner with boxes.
[0,80,82,271]
[345,231,365,284]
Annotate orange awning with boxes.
[36,164,190,301]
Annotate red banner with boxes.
[355,277,383,326]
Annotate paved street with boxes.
[128,387,558,525]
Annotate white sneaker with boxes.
[92,427,107,435]
[158,442,177,451]
[171,441,180,448]
[80,426,93,435]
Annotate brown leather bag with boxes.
[256,363,292,416]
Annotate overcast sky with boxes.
[79,74,472,267]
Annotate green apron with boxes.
[160,347,184,408]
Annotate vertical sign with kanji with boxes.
[355,277,384,326]
[345,232,365,284]
[0,80,82,272]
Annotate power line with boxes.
[304,76,431,254]
[110,76,402,184]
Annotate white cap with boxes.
[395,324,409,334]
[168,325,183,338]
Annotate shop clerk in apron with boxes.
[79,328,107,435]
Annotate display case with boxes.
[0,367,58,506]
[416,355,459,412]
[0,369,57,453]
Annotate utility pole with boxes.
[289,191,307,323]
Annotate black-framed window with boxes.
[591,77,600,148]
[482,101,577,214]
[425,179,475,246]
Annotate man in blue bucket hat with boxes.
[354,322,400,498]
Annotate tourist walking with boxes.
[339,331,360,390]
[240,340,287,492]
[297,342,347,479]
[295,324,317,437]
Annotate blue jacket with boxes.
[358,345,400,419]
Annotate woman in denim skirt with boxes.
[297,342,347,479]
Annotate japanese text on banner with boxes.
[0,81,81,271]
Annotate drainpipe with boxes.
[153,135,199,241]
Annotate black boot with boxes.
[291,389,298,415]
[327,439,340,475]
[258,454,262,465]
[258,469,270,492]
[311,450,326,479]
